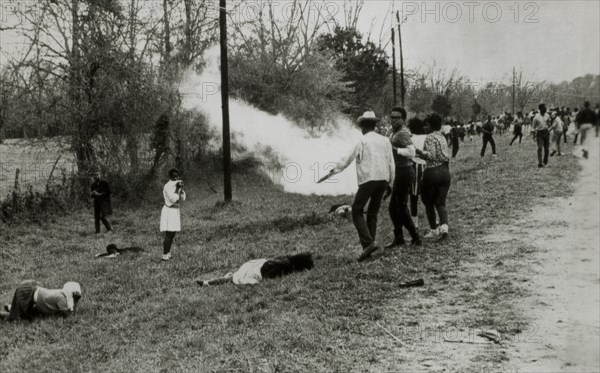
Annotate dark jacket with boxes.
[576,108,598,126]
[91,179,112,216]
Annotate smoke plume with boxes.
[180,46,361,196]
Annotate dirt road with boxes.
[494,138,600,372]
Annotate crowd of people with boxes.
[324,108,453,261]
[2,100,598,322]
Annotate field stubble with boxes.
[0,134,580,372]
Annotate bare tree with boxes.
[514,69,544,112]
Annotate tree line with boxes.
[0,0,598,194]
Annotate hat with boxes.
[63,282,82,311]
[357,111,380,127]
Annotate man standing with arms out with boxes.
[575,101,599,159]
[321,111,395,262]
[386,107,422,249]
[91,171,112,234]
[532,104,551,168]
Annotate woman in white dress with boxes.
[160,168,186,261]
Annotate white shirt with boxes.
[163,180,186,207]
[411,134,427,151]
[333,131,395,186]
[233,259,268,285]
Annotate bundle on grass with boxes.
[198,252,314,286]
[95,243,145,258]
[329,203,352,218]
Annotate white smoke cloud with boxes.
[179,46,361,196]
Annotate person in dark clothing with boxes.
[450,124,460,158]
[575,101,599,158]
[457,124,466,142]
[510,112,524,145]
[91,172,112,234]
[95,244,145,258]
[596,104,600,137]
[420,114,452,241]
[480,116,497,157]
[385,107,422,249]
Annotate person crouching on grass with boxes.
[1,281,81,321]
[160,168,186,261]
[419,114,452,241]
[319,111,395,262]
[197,253,314,286]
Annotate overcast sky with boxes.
[1,0,599,85]
[348,0,600,84]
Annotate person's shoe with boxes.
[358,244,380,262]
[492,154,498,158]
[410,239,423,248]
[557,152,562,156]
[162,253,172,261]
[437,224,449,241]
[424,228,439,239]
[196,280,209,286]
[583,149,589,159]
[384,238,406,249]
[3,304,10,312]
[538,163,544,168]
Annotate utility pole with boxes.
[220,0,232,202]
[512,66,516,115]
[391,28,397,106]
[396,11,405,107]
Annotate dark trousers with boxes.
[480,134,496,156]
[163,231,176,254]
[536,130,550,165]
[510,132,522,145]
[388,167,420,243]
[451,140,459,158]
[563,129,568,143]
[94,206,112,233]
[410,195,419,217]
[352,180,388,249]
[421,164,451,230]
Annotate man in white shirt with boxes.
[321,111,395,262]
[532,104,551,167]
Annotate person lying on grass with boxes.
[95,243,145,258]
[197,253,314,286]
[0,281,81,321]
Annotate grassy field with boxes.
[0,134,580,372]
[0,138,75,198]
